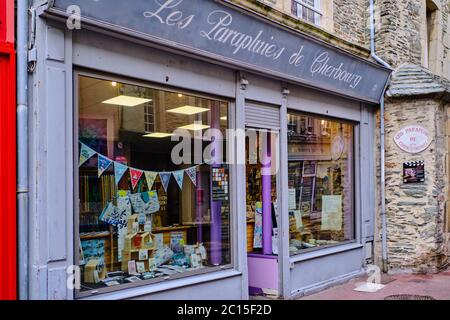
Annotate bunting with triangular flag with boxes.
[144,171,158,190]
[79,143,97,167]
[172,170,184,190]
[130,168,144,190]
[98,154,113,177]
[185,166,197,187]
[159,172,172,193]
[114,162,128,185]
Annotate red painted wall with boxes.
[0,0,17,300]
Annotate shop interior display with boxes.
[78,76,231,293]
[287,113,355,254]
[245,132,278,255]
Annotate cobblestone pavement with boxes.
[299,269,450,300]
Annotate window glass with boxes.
[77,75,231,294]
[287,112,354,255]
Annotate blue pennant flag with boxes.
[172,170,184,190]
[185,166,197,187]
[159,172,172,193]
[79,143,97,167]
[98,154,113,177]
[114,162,128,185]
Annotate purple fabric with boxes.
[209,102,222,265]
[262,133,273,255]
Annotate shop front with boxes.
[27,0,390,299]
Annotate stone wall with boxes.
[374,0,450,80]
[333,0,367,47]
[374,0,423,68]
[375,97,449,273]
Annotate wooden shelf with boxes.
[80,231,111,240]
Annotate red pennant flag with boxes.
[129,168,144,190]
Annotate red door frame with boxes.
[0,0,17,300]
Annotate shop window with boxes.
[76,75,231,296]
[287,112,355,255]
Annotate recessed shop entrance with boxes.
[244,103,281,297]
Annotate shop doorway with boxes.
[245,127,280,297]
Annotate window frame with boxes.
[73,69,236,299]
[292,0,322,26]
[286,110,357,257]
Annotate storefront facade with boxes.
[0,0,16,300]
[26,0,390,299]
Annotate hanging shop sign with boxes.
[47,0,390,103]
[394,125,432,154]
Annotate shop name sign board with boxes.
[394,125,432,154]
[49,0,390,103]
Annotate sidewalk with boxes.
[299,269,450,300]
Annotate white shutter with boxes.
[245,103,280,130]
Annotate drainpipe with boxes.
[17,0,29,300]
[369,0,392,273]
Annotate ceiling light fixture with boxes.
[178,123,211,131]
[167,105,209,115]
[143,132,174,138]
[102,95,152,107]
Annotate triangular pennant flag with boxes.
[159,172,172,193]
[114,162,128,185]
[98,154,113,177]
[130,168,144,190]
[172,170,185,190]
[145,171,158,190]
[79,143,97,167]
[185,166,197,187]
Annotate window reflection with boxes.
[287,112,355,254]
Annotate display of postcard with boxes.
[139,249,148,261]
[155,233,164,249]
[132,222,139,234]
[198,244,207,260]
[253,202,263,249]
[288,189,297,210]
[79,238,86,266]
[161,269,177,276]
[136,261,146,274]
[211,167,229,201]
[125,276,141,283]
[129,193,146,214]
[144,221,152,232]
[116,191,132,262]
[104,280,121,287]
[142,272,156,280]
[128,260,137,275]
[148,258,156,271]
[154,246,174,267]
[184,244,196,256]
[170,232,184,251]
[129,191,161,215]
[81,239,105,266]
[321,195,343,231]
[190,253,202,268]
[146,190,161,214]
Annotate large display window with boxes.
[75,74,232,295]
[287,112,355,255]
